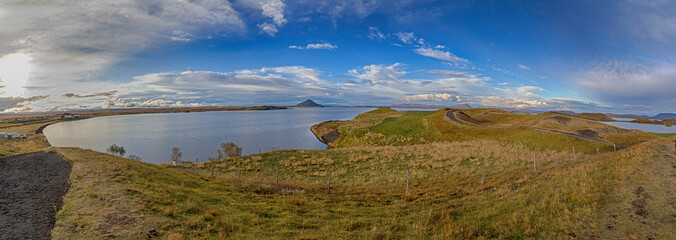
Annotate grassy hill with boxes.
[578,113,614,121]
[312,108,657,153]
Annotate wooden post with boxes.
[614,144,617,152]
[406,170,409,195]
[533,154,536,172]
[276,167,279,184]
[328,172,331,194]
[573,146,577,162]
[211,167,214,177]
[481,164,485,186]
[597,148,600,155]
[194,159,197,172]
[237,169,241,178]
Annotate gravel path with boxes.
[0,152,71,240]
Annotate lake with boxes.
[602,121,676,133]
[44,107,376,164]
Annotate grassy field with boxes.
[47,138,676,239]
[649,132,676,138]
[0,112,673,239]
[0,119,59,157]
[315,108,657,153]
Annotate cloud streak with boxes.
[289,42,338,50]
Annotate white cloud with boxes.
[0,0,245,99]
[368,27,387,40]
[518,64,531,70]
[257,0,287,36]
[618,0,676,42]
[478,96,549,109]
[260,0,287,26]
[414,47,469,65]
[289,42,338,50]
[402,93,455,102]
[577,60,676,107]
[306,43,337,49]
[349,63,406,86]
[502,86,545,98]
[395,32,416,44]
[258,22,279,36]
[427,70,468,78]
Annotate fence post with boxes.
[614,144,617,152]
[597,148,600,155]
[328,172,331,194]
[406,170,409,195]
[573,146,577,162]
[276,167,279,184]
[211,167,214,177]
[533,154,536,172]
[481,163,485,186]
[237,169,241,178]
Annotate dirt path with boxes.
[590,140,676,239]
[445,111,617,146]
[0,152,71,240]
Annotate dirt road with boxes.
[0,152,71,240]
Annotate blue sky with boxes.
[1,0,675,114]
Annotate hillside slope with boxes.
[312,108,657,153]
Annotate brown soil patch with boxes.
[0,152,72,240]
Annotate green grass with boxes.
[370,111,436,136]
[316,108,658,154]
[648,132,676,137]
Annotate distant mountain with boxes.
[652,113,676,120]
[448,103,472,109]
[388,104,446,109]
[552,110,577,115]
[511,108,541,114]
[500,107,541,114]
[605,113,649,119]
[294,99,324,107]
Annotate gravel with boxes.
[0,152,71,240]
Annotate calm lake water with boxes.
[602,121,676,133]
[44,107,375,164]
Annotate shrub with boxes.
[106,144,125,156]
[171,147,183,165]
[217,142,242,160]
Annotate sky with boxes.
[1,0,676,114]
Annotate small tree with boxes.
[171,147,183,165]
[127,155,142,161]
[107,144,126,156]
[217,142,242,160]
